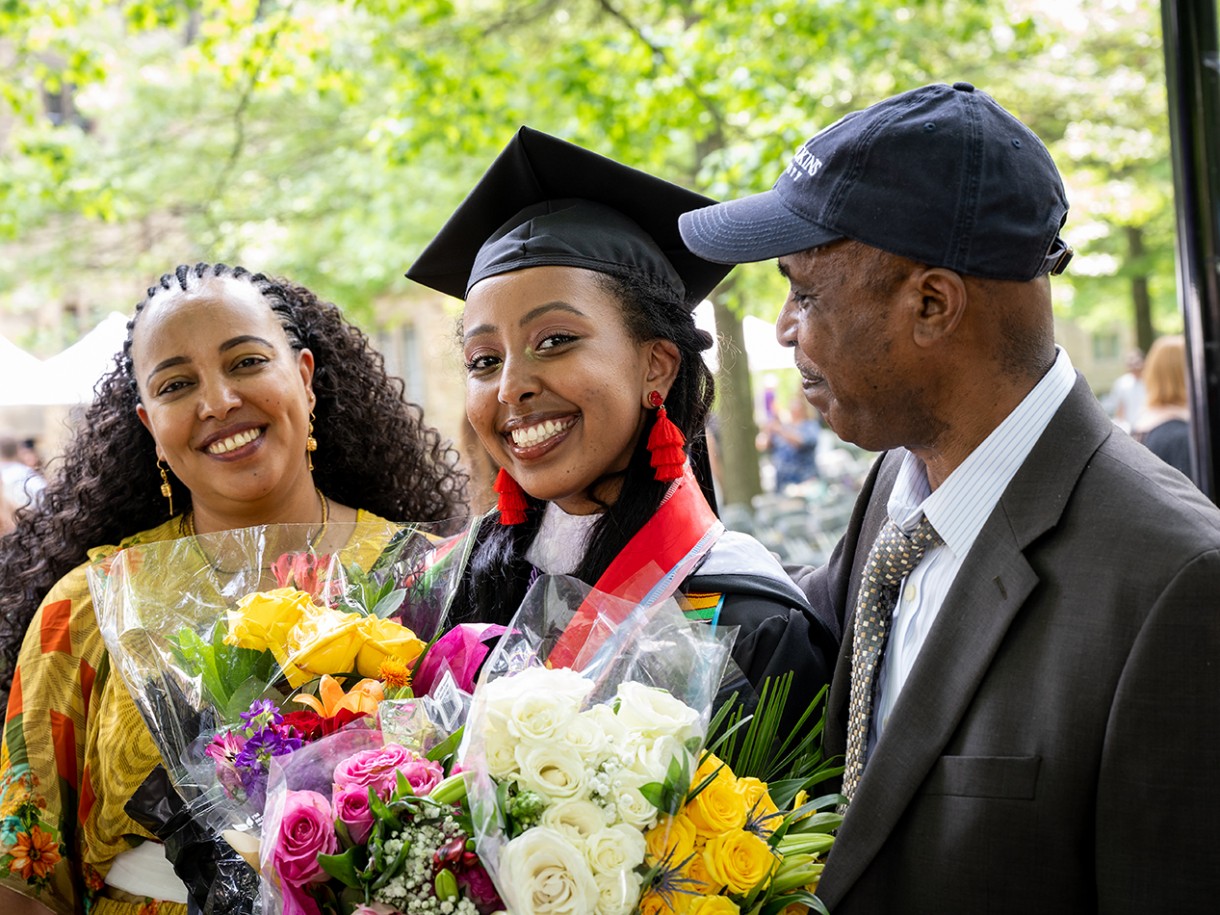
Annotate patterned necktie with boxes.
[841,515,942,803]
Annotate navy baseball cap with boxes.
[679,82,1072,282]
[407,126,733,305]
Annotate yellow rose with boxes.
[702,829,776,896]
[694,752,732,785]
[277,607,365,688]
[687,897,740,915]
[645,812,698,868]
[683,841,724,895]
[354,615,426,679]
[686,769,747,838]
[736,777,781,834]
[638,890,677,915]
[224,588,317,652]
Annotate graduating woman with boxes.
[407,128,836,721]
[0,263,466,915]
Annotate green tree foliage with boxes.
[0,0,1177,500]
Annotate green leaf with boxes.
[371,587,407,619]
[426,726,464,766]
[370,835,412,891]
[760,889,830,915]
[638,781,665,809]
[317,848,364,889]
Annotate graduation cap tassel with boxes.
[494,467,529,525]
[647,391,686,482]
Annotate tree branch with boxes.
[593,0,725,141]
[203,0,296,240]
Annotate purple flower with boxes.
[235,728,302,772]
[233,727,303,811]
[239,763,269,812]
[240,699,283,734]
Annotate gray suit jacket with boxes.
[795,377,1220,914]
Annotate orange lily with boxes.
[294,674,384,718]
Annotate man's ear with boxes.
[910,267,967,347]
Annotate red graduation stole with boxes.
[547,464,723,669]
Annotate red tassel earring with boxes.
[646,390,686,482]
[494,467,528,525]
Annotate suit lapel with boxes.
[818,376,1114,906]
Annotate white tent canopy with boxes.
[0,312,129,407]
[0,335,52,407]
[40,312,129,404]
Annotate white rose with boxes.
[607,769,660,830]
[585,823,647,876]
[541,797,607,841]
[484,667,594,738]
[484,723,521,779]
[564,710,610,762]
[499,826,599,915]
[614,681,702,743]
[594,869,642,915]
[506,690,580,745]
[515,743,590,801]
[622,733,689,783]
[581,703,627,745]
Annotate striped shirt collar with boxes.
[888,347,1077,560]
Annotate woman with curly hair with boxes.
[408,129,836,726]
[0,262,467,915]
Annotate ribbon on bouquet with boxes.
[547,464,724,669]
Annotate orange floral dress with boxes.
[0,517,189,915]
[0,511,390,915]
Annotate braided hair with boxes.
[449,269,716,627]
[0,263,468,695]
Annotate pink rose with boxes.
[333,744,443,800]
[334,744,415,796]
[394,753,444,798]
[351,905,401,915]
[333,785,375,845]
[271,790,338,895]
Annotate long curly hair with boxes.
[0,263,468,693]
[449,269,716,627]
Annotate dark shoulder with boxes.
[1086,429,1219,541]
[683,531,812,613]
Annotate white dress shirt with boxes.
[871,347,1077,747]
[525,501,599,575]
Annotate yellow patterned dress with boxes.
[0,511,390,915]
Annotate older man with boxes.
[680,82,1220,914]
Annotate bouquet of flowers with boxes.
[256,688,503,915]
[637,679,843,915]
[461,574,843,915]
[89,518,481,911]
[460,575,736,915]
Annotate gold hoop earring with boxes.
[306,412,318,471]
[157,460,174,517]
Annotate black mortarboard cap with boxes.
[406,127,732,305]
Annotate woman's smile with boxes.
[505,415,579,456]
[202,425,266,457]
